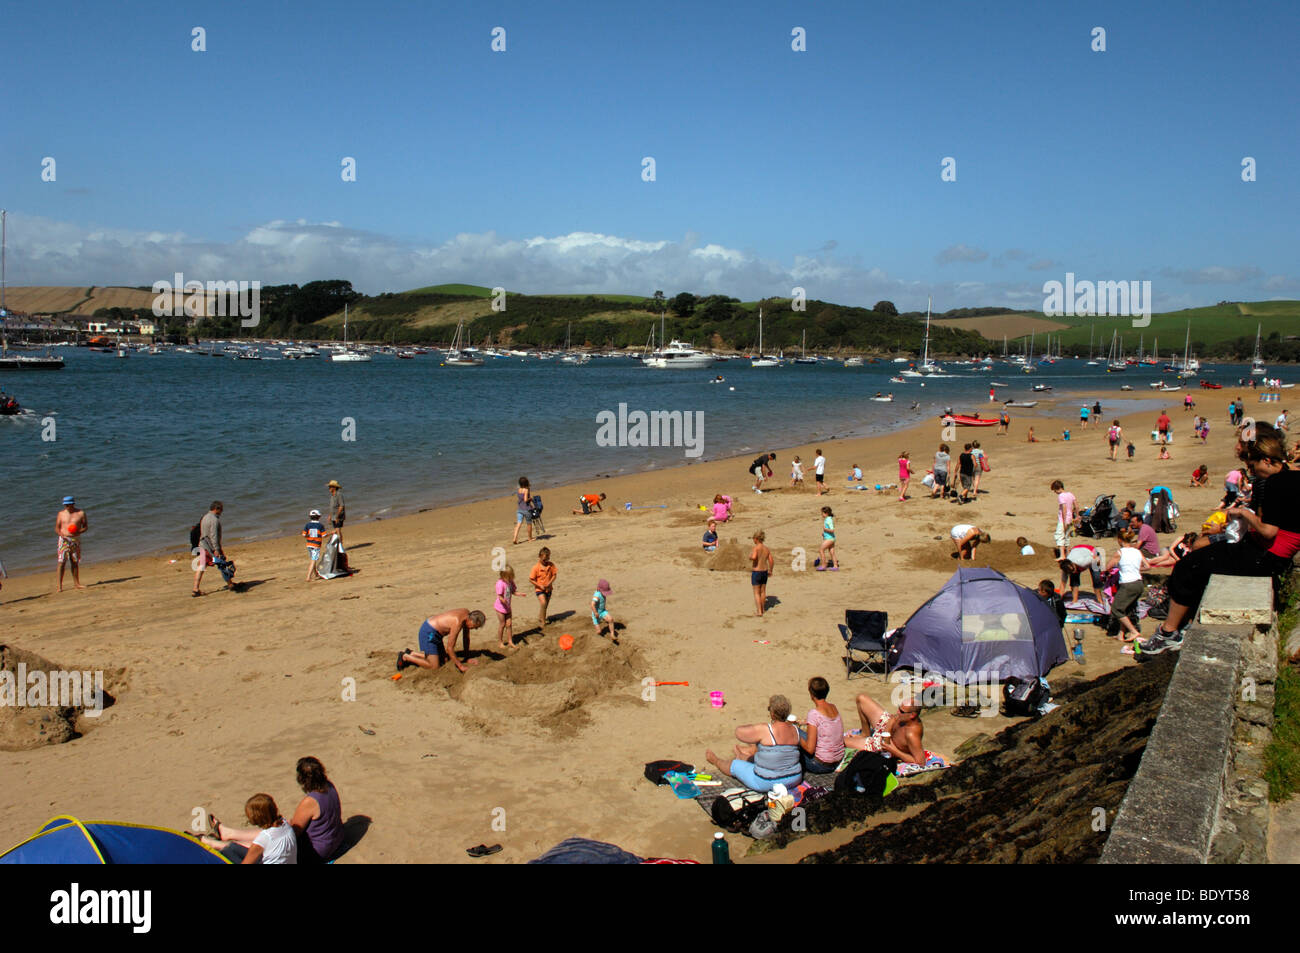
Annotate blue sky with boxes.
[2,0,1297,310]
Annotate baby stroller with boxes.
[528,494,546,535]
[1144,486,1179,533]
[1077,494,1116,538]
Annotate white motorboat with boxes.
[645,339,713,369]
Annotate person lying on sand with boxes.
[844,694,926,767]
[704,694,803,793]
[397,609,485,674]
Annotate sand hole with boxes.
[0,644,123,751]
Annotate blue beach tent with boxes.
[0,816,230,864]
[889,568,1068,685]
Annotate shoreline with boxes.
[3,396,1109,582]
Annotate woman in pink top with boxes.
[494,567,516,649]
[797,676,845,773]
[898,452,912,502]
[711,494,733,522]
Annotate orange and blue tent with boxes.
[0,816,230,864]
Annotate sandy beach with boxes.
[0,389,1261,862]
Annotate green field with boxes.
[403,283,495,297]
[1038,301,1300,355]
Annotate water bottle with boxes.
[1073,628,1085,665]
[712,831,730,864]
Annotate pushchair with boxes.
[1144,485,1179,533]
[528,494,546,535]
[1076,494,1116,538]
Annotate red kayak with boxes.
[941,414,1000,427]
[1199,380,1222,389]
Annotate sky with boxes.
[1,0,1297,312]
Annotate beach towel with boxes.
[1065,596,1110,615]
[894,752,950,777]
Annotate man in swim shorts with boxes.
[54,495,88,592]
[750,531,773,616]
[844,694,926,767]
[397,609,485,674]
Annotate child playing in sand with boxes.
[898,451,911,502]
[1026,427,1038,443]
[816,506,839,571]
[703,519,718,552]
[529,547,557,629]
[711,493,733,522]
[1190,464,1209,487]
[591,578,617,643]
[750,530,773,617]
[494,566,516,649]
[572,492,606,514]
[302,508,327,581]
[846,464,863,483]
[790,456,804,487]
[1017,536,1035,556]
[1158,442,1171,460]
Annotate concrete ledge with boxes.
[1101,626,1244,864]
[1199,575,1275,625]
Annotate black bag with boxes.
[833,751,895,796]
[710,791,767,832]
[189,523,201,550]
[644,760,694,785]
[1002,677,1048,717]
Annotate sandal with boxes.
[191,590,203,597]
[209,814,222,839]
[397,649,412,671]
[466,843,502,857]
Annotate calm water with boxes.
[0,349,1258,573]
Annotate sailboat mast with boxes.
[1,209,6,314]
[922,297,931,365]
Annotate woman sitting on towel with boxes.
[704,694,803,792]
[796,677,844,774]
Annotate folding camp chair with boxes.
[529,494,546,535]
[838,609,889,679]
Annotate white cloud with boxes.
[0,214,1286,315]
[936,243,990,265]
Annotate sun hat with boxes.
[596,579,611,593]
[328,480,341,488]
[62,496,75,505]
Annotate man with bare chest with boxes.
[844,694,926,767]
[54,496,88,592]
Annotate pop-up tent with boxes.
[0,816,230,864]
[889,568,1068,684]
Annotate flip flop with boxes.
[466,843,502,857]
[191,590,203,597]
[396,649,412,671]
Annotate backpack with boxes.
[1002,677,1049,717]
[189,522,202,551]
[834,751,895,796]
[528,494,544,519]
[644,760,694,785]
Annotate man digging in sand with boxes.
[397,609,485,674]
[844,694,926,767]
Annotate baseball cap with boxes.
[596,579,612,593]
[309,509,321,517]
[62,496,75,505]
